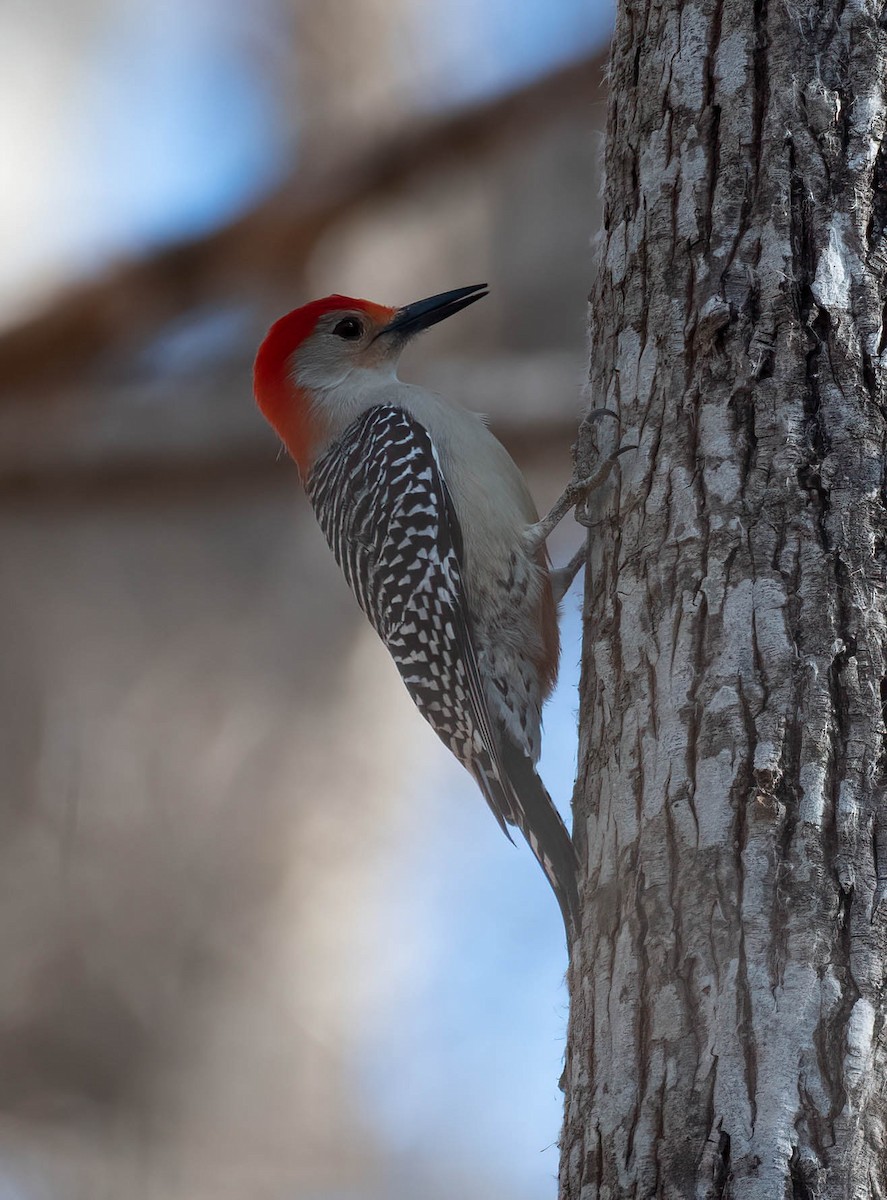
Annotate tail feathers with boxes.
[494,739,581,943]
[472,758,516,844]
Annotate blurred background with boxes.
[0,3,612,1197]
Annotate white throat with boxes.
[297,361,403,443]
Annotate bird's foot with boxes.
[525,411,636,557]
[550,543,588,604]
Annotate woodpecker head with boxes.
[254,283,487,475]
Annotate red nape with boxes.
[253,295,392,476]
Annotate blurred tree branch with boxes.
[0,54,603,397]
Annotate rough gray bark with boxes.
[563,1,887,1196]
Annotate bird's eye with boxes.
[333,317,363,340]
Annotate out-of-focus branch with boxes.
[0,54,605,395]
[0,351,584,496]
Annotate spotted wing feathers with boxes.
[307,404,579,936]
[308,407,507,803]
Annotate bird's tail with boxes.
[497,739,581,944]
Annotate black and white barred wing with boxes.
[307,404,515,832]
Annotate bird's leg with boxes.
[525,410,635,557]
[550,543,588,604]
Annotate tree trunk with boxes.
[562,1,887,1196]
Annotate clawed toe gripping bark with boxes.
[526,409,635,599]
[550,544,589,605]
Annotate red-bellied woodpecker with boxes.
[254,284,599,941]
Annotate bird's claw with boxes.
[585,406,622,426]
[525,439,635,554]
[572,443,637,527]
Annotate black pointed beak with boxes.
[379,283,488,339]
